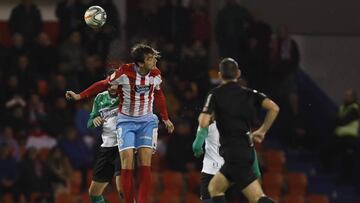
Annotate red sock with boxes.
[137,166,152,203]
[121,169,134,203]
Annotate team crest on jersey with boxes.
[135,85,151,93]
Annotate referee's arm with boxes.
[252,98,280,143]
[260,98,280,132]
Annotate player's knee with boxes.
[138,147,153,166]
[88,186,101,196]
[120,150,134,169]
[208,183,216,197]
[257,196,275,203]
[208,181,221,197]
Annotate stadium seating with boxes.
[263,149,286,173]
[186,170,201,194]
[306,194,330,203]
[282,194,305,203]
[184,193,201,203]
[158,191,181,203]
[286,172,308,195]
[263,172,284,198]
[161,170,184,194]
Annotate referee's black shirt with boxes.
[202,81,267,147]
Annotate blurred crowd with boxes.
[2,0,358,202]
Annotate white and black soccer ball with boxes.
[84,6,107,29]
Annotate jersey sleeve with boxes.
[252,89,268,107]
[151,68,162,90]
[87,94,102,128]
[79,79,108,99]
[152,68,168,120]
[202,91,215,114]
[108,65,127,85]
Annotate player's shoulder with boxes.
[210,84,224,94]
[241,86,254,93]
[150,67,161,77]
[119,63,135,73]
[241,86,267,98]
[95,91,108,100]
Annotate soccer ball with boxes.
[84,6,107,29]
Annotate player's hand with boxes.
[163,119,174,133]
[93,116,104,127]
[251,129,266,143]
[65,91,81,101]
[193,148,204,158]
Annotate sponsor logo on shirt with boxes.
[135,85,151,93]
[99,107,118,119]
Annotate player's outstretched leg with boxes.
[208,172,230,203]
[137,147,153,203]
[89,181,108,203]
[115,175,124,201]
[120,149,135,203]
[242,179,276,203]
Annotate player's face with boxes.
[143,54,157,70]
[108,84,118,97]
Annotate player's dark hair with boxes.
[130,44,160,65]
[219,57,240,80]
[105,68,116,77]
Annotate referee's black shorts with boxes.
[92,146,121,183]
[200,172,248,201]
[219,143,257,190]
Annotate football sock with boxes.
[258,196,275,203]
[212,195,226,203]
[90,195,106,203]
[119,191,124,201]
[137,166,152,203]
[121,169,135,203]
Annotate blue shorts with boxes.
[116,114,159,151]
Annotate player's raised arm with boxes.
[193,92,215,157]
[65,65,124,101]
[65,79,109,101]
[198,92,215,128]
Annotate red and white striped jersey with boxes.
[108,63,162,117]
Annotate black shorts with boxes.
[200,173,213,200]
[200,173,245,201]
[92,146,121,183]
[219,144,257,190]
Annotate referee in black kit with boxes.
[197,58,279,203]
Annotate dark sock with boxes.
[119,191,124,201]
[121,169,134,203]
[137,166,152,203]
[90,195,106,203]
[258,196,275,203]
[212,195,226,203]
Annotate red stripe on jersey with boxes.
[138,76,146,115]
[128,70,136,116]
[147,84,154,113]
[118,86,123,113]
